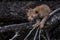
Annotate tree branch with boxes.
[0,22,34,32]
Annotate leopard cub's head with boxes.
[26,8,39,21]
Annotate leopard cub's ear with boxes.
[25,8,32,13]
[25,9,29,13]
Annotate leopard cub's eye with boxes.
[35,11,38,14]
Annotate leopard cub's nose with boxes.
[28,17,33,21]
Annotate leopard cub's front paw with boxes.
[32,23,39,27]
